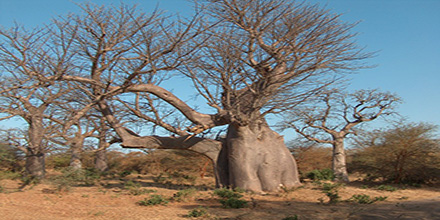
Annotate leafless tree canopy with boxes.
[284,89,401,141]
[1,0,375,190]
[281,88,401,181]
[185,0,371,126]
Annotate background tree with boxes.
[47,90,112,171]
[0,24,74,178]
[282,89,400,182]
[350,122,440,184]
[1,0,372,191]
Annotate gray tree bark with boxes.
[94,149,108,172]
[25,116,46,179]
[332,136,349,182]
[222,123,301,192]
[69,141,83,170]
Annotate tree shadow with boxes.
[179,196,440,220]
[101,174,215,192]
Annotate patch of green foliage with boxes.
[137,194,169,206]
[172,188,197,202]
[306,169,334,181]
[119,170,132,178]
[186,206,208,218]
[50,167,101,192]
[220,197,248,209]
[375,185,398,192]
[124,180,156,196]
[213,188,248,209]
[0,171,21,180]
[282,215,299,220]
[349,194,388,204]
[319,183,344,204]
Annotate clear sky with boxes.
[1,0,439,133]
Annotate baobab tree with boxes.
[1,0,372,191]
[0,25,74,178]
[282,89,401,182]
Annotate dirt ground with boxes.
[0,174,439,220]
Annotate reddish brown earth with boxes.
[0,174,439,220]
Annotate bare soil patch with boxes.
[0,174,439,220]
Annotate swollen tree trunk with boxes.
[221,123,301,192]
[98,101,300,192]
[112,123,300,192]
[332,136,349,182]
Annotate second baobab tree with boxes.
[283,89,400,182]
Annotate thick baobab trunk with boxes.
[332,136,349,182]
[115,123,300,192]
[220,123,301,192]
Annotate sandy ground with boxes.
[0,175,439,220]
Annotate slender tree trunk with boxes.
[332,136,349,182]
[220,123,301,192]
[25,117,46,179]
[69,140,83,170]
[25,152,45,179]
[95,131,109,172]
[94,148,108,172]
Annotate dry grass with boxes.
[0,172,439,220]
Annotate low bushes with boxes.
[213,188,248,209]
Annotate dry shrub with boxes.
[289,143,332,178]
[350,123,440,184]
[45,152,71,169]
[0,142,24,172]
[107,150,213,178]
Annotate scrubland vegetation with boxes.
[0,0,439,218]
[1,122,439,219]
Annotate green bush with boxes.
[220,197,248,209]
[375,185,398,192]
[349,194,387,204]
[282,216,299,220]
[51,167,102,191]
[172,188,197,202]
[319,183,343,204]
[119,170,132,177]
[46,153,71,169]
[213,188,243,199]
[0,170,22,180]
[0,143,23,171]
[306,169,334,181]
[186,206,208,218]
[137,194,169,206]
[124,180,156,196]
[213,188,248,209]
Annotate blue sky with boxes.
[1,0,439,133]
